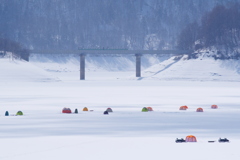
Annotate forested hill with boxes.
[0,0,239,50]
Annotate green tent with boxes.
[142,107,148,112]
[16,111,23,116]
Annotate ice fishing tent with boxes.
[211,105,218,109]
[179,105,188,110]
[74,108,78,114]
[5,111,9,116]
[16,111,23,116]
[196,108,203,112]
[142,107,148,112]
[147,107,153,111]
[62,108,72,113]
[103,111,108,115]
[83,107,88,111]
[106,108,113,112]
[185,135,197,142]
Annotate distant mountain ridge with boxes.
[0,0,239,50]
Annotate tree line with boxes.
[0,0,225,51]
[0,38,30,61]
[178,3,240,59]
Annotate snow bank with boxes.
[139,55,240,81]
[0,58,59,83]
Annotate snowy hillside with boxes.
[139,55,240,81]
[1,53,240,82]
[0,58,59,83]
[27,54,240,82]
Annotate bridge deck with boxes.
[30,50,193,55]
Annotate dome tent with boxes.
[179,105,188,110]
[16,111,23,116]
[185,135,197,142]
[62,108,72,113]
[196,108,203,112]
[211,105,218,109]
[147,107,153,111]
[83,107,88,111]
[142,107,148,112]
[106,108,113,112]
[103,111,108,115]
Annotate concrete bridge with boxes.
[30,49,193,80]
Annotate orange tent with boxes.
[147,107,153,111]
[185,135,197,142]
[83,107,88,111]
[179,105,188,110]
[211,105,218,109]
[196,108,203,112]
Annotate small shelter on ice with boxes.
[179,105,188,110]
[196,108,203,112]
[185,135,197,142]
[142,107,148,112]
[62,108,72,113]
[103,111,108,115]
[106,108,113,112]
[74,108,78,114]
[83,107,88,111]
[16,111,23,116]
[147,107,153,111]
[211,105,218,109]
[5,111,9,116]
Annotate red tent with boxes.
[196,108,203,112]
[62,108,72,113]
[211,105,218,109]
[179,105,188,110]
[147,107,153,111]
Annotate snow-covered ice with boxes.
[0,56,240,160]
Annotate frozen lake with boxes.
[1,58,240,160]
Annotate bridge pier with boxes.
[80,53,85,80]
[135,54,142,77]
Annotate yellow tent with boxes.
[83,107,88,111]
